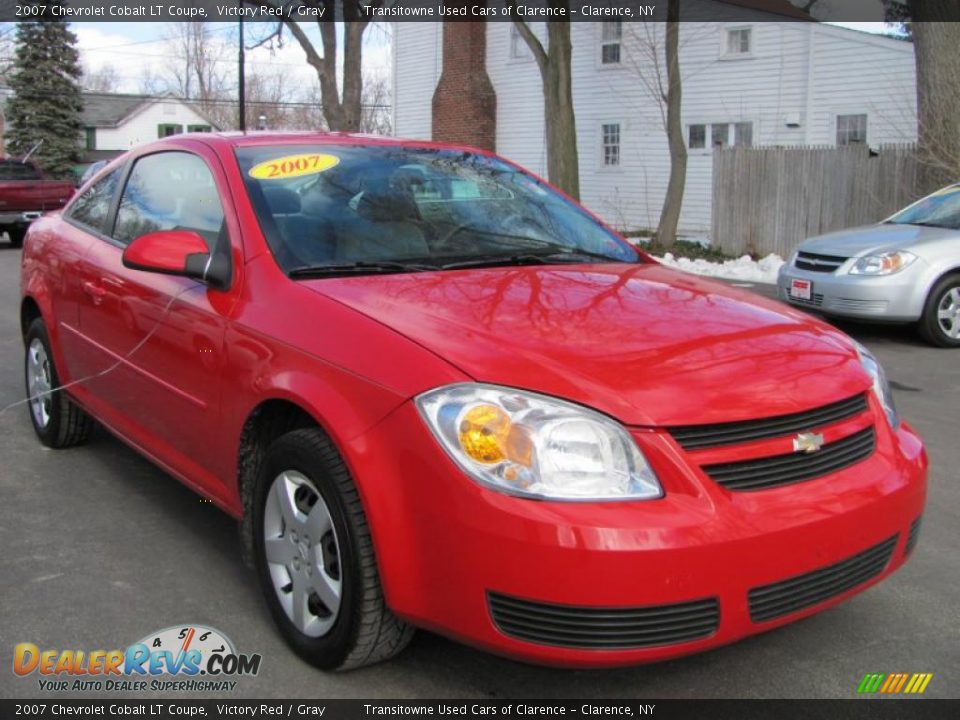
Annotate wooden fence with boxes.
[711,144,920,257]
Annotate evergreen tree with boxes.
[5,3,83,179]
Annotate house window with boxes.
[187,124,212,133]
[84,127,96,151]
[689,124,706,150]
[734,122,753,147]
[510,25,530,59]
[836,114,867,146]
[726,27,752,56]
[601,21,622,65]
[157,124,183,138]
[602,123,620,166]
[712,123,730,148]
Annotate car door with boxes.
[54,166,125,385]
[75,149,238,494]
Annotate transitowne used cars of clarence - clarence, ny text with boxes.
[20,132,926,669]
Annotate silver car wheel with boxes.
[936,287,960,339]
[262,470,342,638]
[27,338,53,429]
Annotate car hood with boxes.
[301,263,869,427]
[799,222,959,257]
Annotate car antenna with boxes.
[21,139,43,164]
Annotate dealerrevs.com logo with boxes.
[13,625,262,692]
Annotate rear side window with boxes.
[114,152,225,247]
[68,168,121,233]
[0,160,42,180]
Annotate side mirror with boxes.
[122,230,229,288]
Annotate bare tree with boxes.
[251,2,386,132]
[625,9,686,245]
[82,63,121,93]
[507,3,580,200]
[153,23,233,127]
[657,3,685,247]
[244,66,294,130]
[360,74,392,135]
[909,16,960,192]
[0,23,15,82]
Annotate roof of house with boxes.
[80,92,220,130]
[81,92,153,128]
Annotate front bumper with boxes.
[350,400,926,668]
[777,262,927,322]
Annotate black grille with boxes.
[795,251,848,273]
[905,516,923,556]
[748,535,897,622]
[487,593,719,649]
[668,393,868,451]
[702,426,875,491]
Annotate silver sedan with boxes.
[778,184,960,347]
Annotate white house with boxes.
[393,6,917,235]
[81,93,219,164]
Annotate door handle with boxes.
[82,281,107,305]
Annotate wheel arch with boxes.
[20,295,43,340]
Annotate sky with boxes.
[73,21,394,97]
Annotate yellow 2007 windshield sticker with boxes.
[249,153,340,180]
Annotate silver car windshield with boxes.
[235,144,639,275]
[888,185,960,230]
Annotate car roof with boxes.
[161,131,492,156]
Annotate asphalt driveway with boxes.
[0,248,956,699]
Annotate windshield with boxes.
[235,144,639,275]
[888,185,960,230]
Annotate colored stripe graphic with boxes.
[858,673,932,694]
[858,673,885,693]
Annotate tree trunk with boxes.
[542,22,580,201]
[909,5,960,195]
[657,4,686,248]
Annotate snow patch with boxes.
[655,252,785,285]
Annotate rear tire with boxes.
[251,427,414,670]
[919,274,960,348]
[24,318,94,448]
[6,228,24,249]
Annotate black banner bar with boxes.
[2,700,959,720]
[0,0,907,24]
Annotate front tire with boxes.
[24,318,94,447]
[919,274,960,347]
[252,428,414,670]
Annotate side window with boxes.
[68,168,121,233]
[113,152,225,247]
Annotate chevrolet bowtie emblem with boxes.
[793,432,825,454]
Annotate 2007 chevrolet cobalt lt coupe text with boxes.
[20,134,926,670]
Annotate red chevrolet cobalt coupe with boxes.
[20,134,926,670]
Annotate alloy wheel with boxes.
[936,287,960,339]
[27,338,52,429]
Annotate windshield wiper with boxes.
[288,261,437,278]
[439,250,619,271]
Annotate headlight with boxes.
[849,250,916,275]
[854,343,899,429]
[416,383,662,501]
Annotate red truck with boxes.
[0,158,74,248]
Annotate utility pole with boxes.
[238,13,246,131]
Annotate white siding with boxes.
[393,18,916,237]
[393,23,442,140]
[94,100,216,151]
